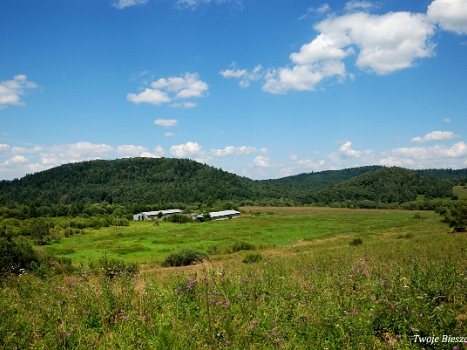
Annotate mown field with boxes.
[2,207,467,349]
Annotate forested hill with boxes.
[302,167,458,206]
[0,158,264,205]
[0,158,465,206]
[260,165,384,197]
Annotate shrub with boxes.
[231,241,256,252]
[243,252,263,264]
[349,238,363,246]
[0,236,38,276]
[88,254,139,278]
[162,248,209,267]
[412,213,425,220]
[166,214,192,223]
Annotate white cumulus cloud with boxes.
[210,146,257,157]
[113,0,148,9]
[337,141,362,159]
[127,73,207,106]
[154,119,178,127]
[170,142,202,158]
[298,4,331,20]
[127,88,170,105]
[385,141,467,161]
[4,155,29,165]
[0,75,38,109]
[253,155,270,167]
[263,61,346,93]
[220,64,262,88]
[116,145,150,157]
[411,131,458,143]
[0,144,11,153]
[344,1,375,12]
[40,142,114,166]
[259,5,437,93]
[427,0,467,34]
[175,0,243,10]
[170,102,196,108]
[153,146,165,157]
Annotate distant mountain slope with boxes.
[416,168,467,179]
[260,166,384,198]
[304,167,455,205]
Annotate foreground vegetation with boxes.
[1,207,467,349]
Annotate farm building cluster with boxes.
[133,209,241,221]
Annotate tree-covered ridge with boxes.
[0,158,262,205]
[416,168,467,179]
[0,158,465,207]
[260,165,384,198]
[305,167,456,206]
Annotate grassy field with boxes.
[2,207,467,349]
[40,207,450,267]
[453,186,467,199]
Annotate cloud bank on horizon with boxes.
[1,0,467,180]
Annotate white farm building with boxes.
[133,209,182,221]
[197,210,241,221]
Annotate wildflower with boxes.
[151,324,155,329]
[382,279,387,284]
[142,315,147,321]
[354,309,359,315]
[344,311,351,315]
[226,341,231,345]
[368,313,373,317]
[237,294,242,299]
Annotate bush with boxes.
[166,214,191,223]
[0,236,38,276]
[349,238,363,246]
[231,241,256,252]
[243,252,263,264]
[162,248,209,267]
[88,254,139,278]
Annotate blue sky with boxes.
[1,0,467,180]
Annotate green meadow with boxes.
[40,207,448,266]
[2,207,467,349]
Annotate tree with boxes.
[443,198,467,231]
[29,218,50,245]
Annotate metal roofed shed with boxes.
[197,210,241,221]
[133,209,182,221]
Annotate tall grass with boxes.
[1,223,466,349]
